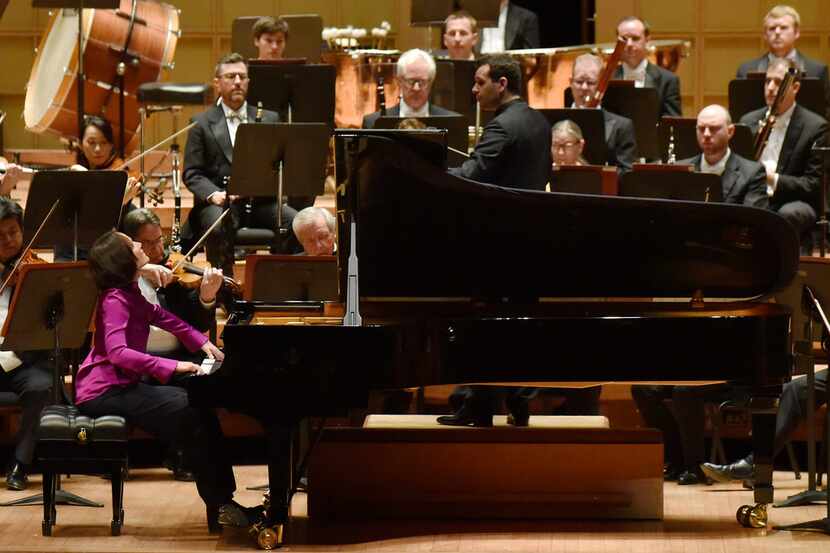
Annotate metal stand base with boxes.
[774,489,827,508]
[777,517,830,534]
[0,489,103,508]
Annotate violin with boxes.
[0,249,48,290]
[166,251,243,297]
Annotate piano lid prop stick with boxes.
[170,207,231,273]
[448,146,470,158]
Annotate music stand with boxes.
[410,0,501,26]
[373,115,468,166]
[658,117,755,162]
[602,84,661,160]
[550,165,618,196]
[23,171,126,260]
[0,262,100,508]
[230,123,330,252]
[247,62,335,127]
[620,167,722,202]
[729,77,828,122]
[539,108,607,167]
[243,254,337,304]
[434,59,478,126]
[32,1,119,146]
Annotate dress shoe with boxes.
[436,411,493,427]
[677,468,711,485]
[663,463,682,481]
[217,500,265,528]
[5,461,27,491]
[700,457,754,483]
[172,467,196,482]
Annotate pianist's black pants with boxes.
[78,383,236,508]
[448,385,601,417]
[772,369,828,458]
[631,383,742,471]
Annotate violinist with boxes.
[0,198,51,491]
[739,58,827,252]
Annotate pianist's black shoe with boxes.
[208,500,265,531]
[663,463,682,481]
[700,457,754,483]
[436,407,493,427]
[5,461,27,491]
[677,467,711,485]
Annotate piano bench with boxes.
[308,423,662,521]
[36,405,128,537]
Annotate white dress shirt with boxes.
[480,2,508,54]
[399,99,430,118]
[700,148,731,176]
[0,279,22,372]
[221,100,248,147]
[759,102,795,195]
[622,58,649,88]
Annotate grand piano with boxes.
[188,130,799,546]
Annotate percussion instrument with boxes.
[24,0,179,145]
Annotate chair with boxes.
[36,405,128,536]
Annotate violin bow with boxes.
[170,207,231,273]
[0,198,60,295]
[114,121,197,172]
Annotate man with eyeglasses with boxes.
[184,52,297,277]
[570,54,637,173]
[362,49,459,129]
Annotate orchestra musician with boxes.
[551,120,588,167]
[252,16,289,61]
[739,58,828,251]
[75,230,262,532]
[443,11,478,61]
[0,198,51,491]
[479,0,540,53]
[569,54,637,173]
[362,49,460,128]
[292,207,336,256]
[613,16,681,117]
[183,52,297,277]
[736,5,829,118]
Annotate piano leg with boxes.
[738,395,779,528]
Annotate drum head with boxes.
[24,9,92,131]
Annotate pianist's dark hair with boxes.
[478,54,522,96]
[214,52,248,77]
[122,208,161,240]
[88,230,138,291]
[0,197,23,228]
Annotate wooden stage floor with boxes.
[0,466,827,552]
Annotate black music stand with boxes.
[539,108,607,166]
[245,255,338,304]
[658,117,755,162]
[0,262,100,508]
[247,63,335,126]
[729,77,828,122]
[550,165,618,196]
[373,114,468,166]
[32,1,119,145]
[230,123,330,252]
[434,59,478,126]
[23,171,126,260]
[602,84,661,160]
[620,169,722,202]
[411,0,500,26]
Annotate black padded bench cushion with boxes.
[38,405,127,461]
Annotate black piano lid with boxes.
[337,133,799,301]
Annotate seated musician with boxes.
[75,230,261,532]
[613,16,681,117]
[479,1,540,53]
[551,119,588,168]
[736,5,829,118]
[0,198,51,491]
[570,54,637,173]
[362,49,460,128]
[292,207,336,256]
[702,371,828,484]
[252,16,289,61]
[442,11,478,61]
[183,52,297,277]
[739,58,828,251]
[677,104,769,208]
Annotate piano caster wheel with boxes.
[737,503,767,528]
[252,523,283,549]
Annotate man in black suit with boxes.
[449,54,551,190]
[631,105,768,485]
[183,52,296,276]
[480,0,539,53]
[739,58,828,247]
[612,16,681,117]
[571,53,637,173]
[736,5,829,119]
[362,49,459,129]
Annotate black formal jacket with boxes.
[603,109,637,173]
[450,98,551,191]
[504,3,540,51]
[613,62,682,117]
[736,51,830,119]
[677,152,769,209]
[739,104,828,212]
[183,103,280,206]
[361,103,459,129]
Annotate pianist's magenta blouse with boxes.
[75,282,207,404]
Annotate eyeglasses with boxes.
[553,141,580,150]
[218,72,249,82]
[400,78,430,89]
[572,79,598,87]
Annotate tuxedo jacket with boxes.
[361,103,459,129]
[450,99,550,191]
[602,109,637,173]
[504,3,540,51]
[183,103,280,205]
[677,152,768,209]
[613,62,681,117]
[739,104,828,211]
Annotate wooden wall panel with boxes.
[640,0,696,33]
[701,0,760,31]
[0,37,35,96]
[701,37,759,93]
[280,0,338,22]
[177,0,214,32]
[220,0,276,27]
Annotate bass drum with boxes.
[24,0,179,145]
